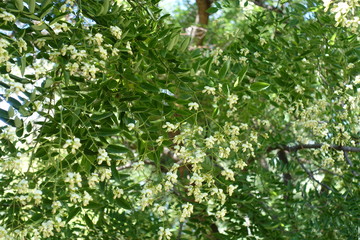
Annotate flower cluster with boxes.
[97,148,111,166]
[63,137,82,154]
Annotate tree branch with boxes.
[294,154,334,192]
[269,143,360,176]
[195,0,212,45]
[343,151,359,176]
[268,144,360,153]
[277,150,292,186]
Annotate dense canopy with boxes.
[0,0,359,239]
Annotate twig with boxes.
[277,150,292,186]
[295,154,334,192]
[343,151,359,176]
[177,222,184,240]
[268,144,360,153]
[268,143,359,176]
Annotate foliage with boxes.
[0,0,359,239]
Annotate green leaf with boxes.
[234,65,248,87]
[31,23,47,31]
[98,0,110,15]
[49,14,69,25]
[7,97,22,110]
[39,4,52,19]
[15,0,24,11]
[167,33,180,51]
[8,106,14,118]
[44,79,53,88]
[20,57,26,76]
[90,112,113,121]
[179,37,191,52]
[329,32,337,46]
[64,70,70,86]
[14,116,22,128]
[111,161,120,183]
[219,59,231,79]
[107,144,129,154]
[92,128,121,137]
[250,82,270,91]
[26,122,32,132]
[66,207,81,223]
[205,57,213,75]
[84,214,94,229]
[206,7,218,14]
[28,0,36,13]
[114,198,132,209]
[140,82,158,92]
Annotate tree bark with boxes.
[195,0,212,46]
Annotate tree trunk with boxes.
[195,0,212,46]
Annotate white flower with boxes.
[239,56,247,64]
[353,75,360,84]
[221,168,235,181]
[94,33,104,45]
[180,203,193,222]
[254,52,261,58]
[95,45,108,59]
[127,123,135,131]
[67,62,79,75]
[323,0,332,12]
[154,204,165,216]
[240,48,250,56]
[87,64,99,78]
[54,217,65,232]
[99,168,112,181]
[82,191,92,206]
[65,172,82,190]
[227,94,238,109]
[0,126,17,141]
[162,122,179,132]
[205,136,216,149]
[34,39,46,49]
[228,184,237,196]
[113,188,124,199]
[215,208,227,221]
[158,227,172,240]
[219,147,231,159]
[0,226,8,239]
[51,201,62,214]
[88,173,100,188]
[295,85,305,94]
[156,136,164,146]
[166,171,178,184]
[16,180,29,194]
[70,193,81,203]
[63,137,81,154]
[346,63,354,69]
[97,148,111,166]
[110,26,122,39]
[0,11,16,22]
[189,173,204,187]
[243,216,251,227]
[126,42,132,54]
[40,220,54,238]
[202,86,216,95]
[188,102,199,111]
[259,37,267,45]
[32,189,43,205]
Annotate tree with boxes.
[0,0,359,239]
